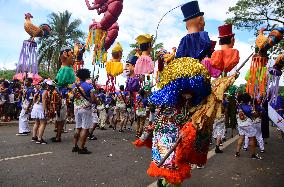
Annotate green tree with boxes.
[226,0,284,32]
[38,10,85,78]
[0,69,16,80]
[226,0,284,56]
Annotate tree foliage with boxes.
[0,70,16,80]
[226,0,284,56]
[226,0,284,32]
[37,10,85,78]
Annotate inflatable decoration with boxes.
[85,0,123,66]
[14,13,52,85]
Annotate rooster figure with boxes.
[24,13,51,41]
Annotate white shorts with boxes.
[92,112,99,124]
[213,123,225,138]
[238,125,257,137]
[55,105,67,122]
[31,103,45,120]
[75,108,92,129]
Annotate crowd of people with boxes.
[0,71,275,158]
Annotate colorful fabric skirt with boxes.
[55,66,76,87]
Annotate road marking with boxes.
[0,152,53,162]
[148,135,239,187]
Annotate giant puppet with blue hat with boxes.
[132,1,238,186]
[175,0,211,60]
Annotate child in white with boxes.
[213,113,225,153]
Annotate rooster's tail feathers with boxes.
[40,24,52,37]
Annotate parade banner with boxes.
[268,103,284,133]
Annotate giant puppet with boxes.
[85,0,123,65]
[133,1,239,186]
[14,13,51,84]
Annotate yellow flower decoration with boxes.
[157,57,211,89]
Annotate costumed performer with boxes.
[133,1,237,186]
[17,78,35,136]
[72,69,96,154]
[55,47,76,88]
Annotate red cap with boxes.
[218,24,235,38]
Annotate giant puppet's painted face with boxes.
[124,62,135,77]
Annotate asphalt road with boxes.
[0,122,283,187]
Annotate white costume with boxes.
[244,118,264,151]
[31,90,46,120]
[18,87,34,134]
[97,104,106,128]
[213,115,226,139]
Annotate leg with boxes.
[215,134,223,153]
[248,136,256,156]
[74,128,81,146]
[37,120,47,140]
[244,136,249,149]
[56,121,64,140]
[32,120,40,138]
[79,129,89,149]
[236,135,244,154]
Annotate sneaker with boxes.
[88,135,97,140]
[219,142,223,146]
[72,145,79,152]
[260,150,265,153]
[109,125,113,128]
[157,178,166,187]
[251,154,262,160]
[243,147,248,151]
[50,137,61,142]
[78,147,92,154]
[196,165,205,169]
[215,148,223,153]
[16,132,29,136]
[31,136,38,141]
[100,127,106,130]
[235,152,240,157]
[118,129,123,133]
[36,139,47,144]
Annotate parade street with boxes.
[0,123,283,187]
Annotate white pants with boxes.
[18,108,30,133]
[98,109,107,128]
[244,122,264,150]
